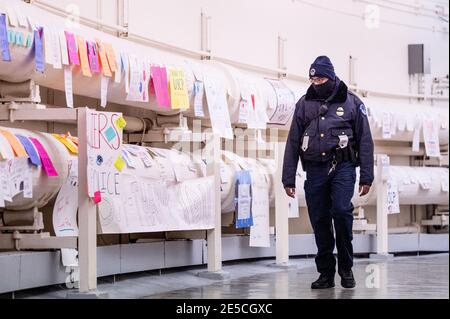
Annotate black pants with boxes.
[304,161,356,276]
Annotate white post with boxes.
[274,141,290,265]
[77,107,97,292]
[199,133,229,279]
[371,154,392,259]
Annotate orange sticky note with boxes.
[96,39,112,77]
[104,43,117,73]
[76,35,92,77]
[0,130,28,157]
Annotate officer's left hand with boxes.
[359,184,371,196]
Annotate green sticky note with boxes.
[26,34,32,48]
[15,31,23,46]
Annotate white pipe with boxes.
[28,0,449,103]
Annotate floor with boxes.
[4,253,449,299]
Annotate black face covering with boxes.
[312,79,335,100]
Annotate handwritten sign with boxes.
[422,118,440,157]
[266,79,295,125]
[169,68,190,109]
[204,76,233,139]
[86,109,123,199]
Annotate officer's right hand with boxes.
[284,187,296,198]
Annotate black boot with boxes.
[311,273,335,289]
[339,269,356,288]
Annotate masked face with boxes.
[312,79,335,99]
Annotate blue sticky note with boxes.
[0,13,11,61]
[15,31,24,46]
[235,170,254,229]
[7,30,15,44]
[33,27,45,73]
[15,134,41,166]
[104,126,117,142]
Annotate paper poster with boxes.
[97,174,215,233]
[64,31,79,65]
[193,81,205,117]
[386,179,400,214]
[86,109,123,199]
[235,170,253,228]
[169,68,190,109]
[0,13,11,61]
[204,76,233,139]
[422,118,440,157]
[59,31,69,65]
[380,154,390,181]
[412,117,421,153]
[64,65,73,108]
[101,74,109,107]
[150,65,171,108]
[126,55,143,102]
[382,112,392,139]
[0,157,32,202]
[249,185,270,247]
[34,27,45,73]
[49,28,62,69]
[29,137,58,176]
[53,159,79,267]
[266,79,295,125]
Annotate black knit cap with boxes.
[309,56,336,80]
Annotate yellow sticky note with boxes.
[114,156,126,172]
[115,116,127,130]
[52,134,78,154]
[0,130,28,157]
[104,43,117,73]
[169,68,190,109]
[96,39,112,77]
[76,36,92,77]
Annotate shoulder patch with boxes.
[359,104,367,116]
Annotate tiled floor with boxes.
[5,253,448,299]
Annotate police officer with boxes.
[282,56,374,289]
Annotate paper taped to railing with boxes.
[204,76,233,139]
[249,184,270,247]
[266,79,295,125]
[86,109,123,199]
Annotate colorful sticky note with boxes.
[7,29,14,44]
[51,134,78,154]
[114,156,125,172]
[0,13,11,61]
[15,135,42,166]
[87,41,100,73]
[96,40,112,77]
[93,190,102,204]
[34,27,45,73]
[76,36,91,77]
[0,130,28,157]
[115,116,127,130]
[26,33,32,48]
[150,66,170,108]
[29,137,58,176]
[65,31,79,65]
[15,31,24,46]
[104,126,116,142]
[104,43,117,72]
[168,68,190,109]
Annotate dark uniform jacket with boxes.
[282,77,374,188]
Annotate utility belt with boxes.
[328,136,358,175]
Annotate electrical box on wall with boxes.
[408,44,431,75]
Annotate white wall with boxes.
[41,0,449,96]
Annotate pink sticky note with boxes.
[65,31,80,66]
[150,66,170,108]
[93,191,102,204]
[29,137,58,176]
